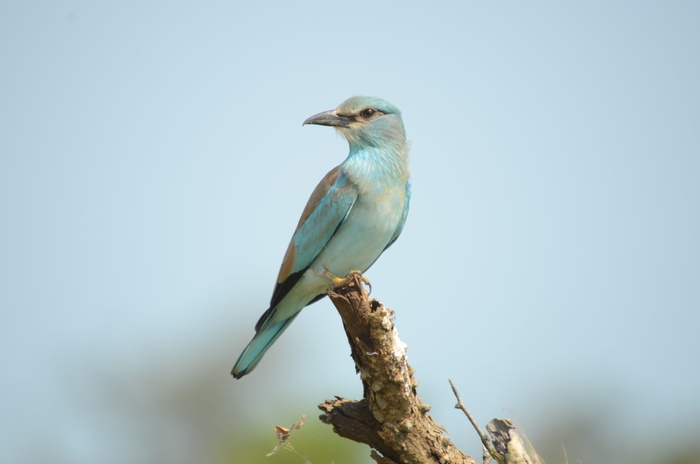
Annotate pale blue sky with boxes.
[1,2,699,463]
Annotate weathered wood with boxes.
[318,272,476,464]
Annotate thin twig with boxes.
[482,444,492,464]
[449,379,501,462]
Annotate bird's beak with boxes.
[303,110,352,128]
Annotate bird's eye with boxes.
[361,108,376,118]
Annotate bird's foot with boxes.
[321,269,372,293]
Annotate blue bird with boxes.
[232,96,411,379]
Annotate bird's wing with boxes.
[384,179,412,251]
[255,167,358,331]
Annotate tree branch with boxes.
[318,272,477,464]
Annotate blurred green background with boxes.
[2,2,699,463]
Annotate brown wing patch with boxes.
[295,167,340,231]
[276,167,340,284]
[276,239,296,284]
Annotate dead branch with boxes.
[318,272,477,464]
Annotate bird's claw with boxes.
[322,269,372,294]
[350,270,372,294]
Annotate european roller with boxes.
[232,96,410,379]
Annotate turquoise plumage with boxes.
[232,96,411,378]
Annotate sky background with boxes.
[2,2,699,463]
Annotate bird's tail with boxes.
[231,314,298,379]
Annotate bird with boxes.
[232,96,411,379]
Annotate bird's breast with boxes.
[313,184,406,276]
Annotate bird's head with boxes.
[303,96,406,150]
